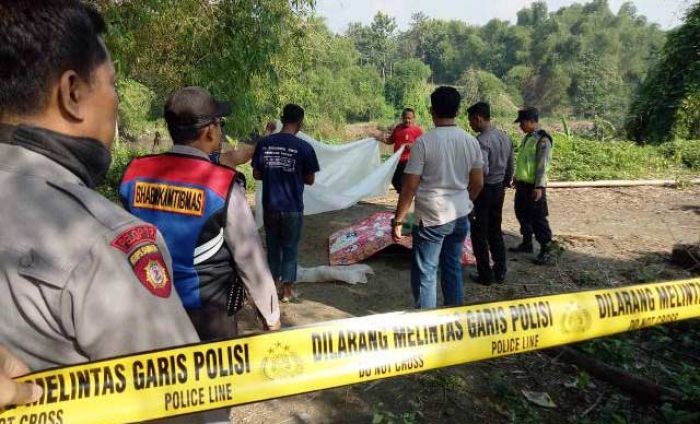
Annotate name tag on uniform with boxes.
[133,181,205,216]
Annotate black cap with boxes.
[514,107,539,123]
[164,86,231,129]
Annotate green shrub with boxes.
[551,136,671,181]
[116,78,162,139]
[658,140,700,170]
[97,143,149,203]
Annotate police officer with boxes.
[0,3,224,422]
[467,102,515,284]
[511,107,555,265]
[120,87,281,340]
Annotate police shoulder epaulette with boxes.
[46,180,135,231]
[536,129,553,144]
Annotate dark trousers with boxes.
[469,183,507,280]
[392,161,407,193]
[264,210,303,283]
[514,181,552,247]
[187,300,238,341]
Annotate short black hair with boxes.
[402,108,415,116]
[0,0,108,118]
[467,102,491,120]
[430,86,461,119]
[281,103,304,125]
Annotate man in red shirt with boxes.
[381,108,424,193]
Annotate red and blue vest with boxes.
[119,153,236,309]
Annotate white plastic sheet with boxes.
[255,132,403,226]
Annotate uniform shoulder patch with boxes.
[110,224,157,252]
[111,225,171,298]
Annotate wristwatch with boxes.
[391,218,403,227]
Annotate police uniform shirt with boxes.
[0,127,200,371]
[477,126,515,186]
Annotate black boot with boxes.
[533,243,554,265]
[493,265,506,284]
[509,239,533,253]
[469,271,494,286]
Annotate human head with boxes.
[280,104,304,133]
[401,108,416,126]
[515,107,539,133]
[0,0,117,148]
[164,86,231,154]
[430,86,461,120]
[467,102,491,133]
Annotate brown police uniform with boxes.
[0,124,200,371]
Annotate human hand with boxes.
[0,345,42,407]
[532,188,543,202]
[264,320,282,331]
[392,224,403,242]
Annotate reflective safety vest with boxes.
[515,130,552,185]
[119,153,236,309]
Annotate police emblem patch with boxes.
[112,225,171,298]
[133,253,171,298]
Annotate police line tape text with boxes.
[24,345,249,406]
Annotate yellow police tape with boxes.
[2,278,699,424]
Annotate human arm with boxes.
[468,169,484,201]
[251,143,263,180]
[0,346,42,407]
[219,144,255,168]
[533,136,552,201]
[302,143,320,186]
[68,227,200,359]
[504,135,515,188]
[223,189,281,330]
[380,127,397,145]
[393,138,424,241]
[477,135,490,178]
[468,135,485,200]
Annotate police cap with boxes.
[164,86,232,129]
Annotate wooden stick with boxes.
[548,178,700,188]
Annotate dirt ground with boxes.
[231,186,699,424]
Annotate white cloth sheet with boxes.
[255,132,403,226]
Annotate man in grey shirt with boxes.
[392,87,484,309]
[467,102,514,285]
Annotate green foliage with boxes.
[384,58,431,111]
[548,134,690,181]
[627,3,700,142]
[96,0,315,136]
[459,68,518,117]
[371,402,418,424]
[115,78,160,139]
[97,143,149,203]
[658,140,700,169]
[570,51,626,125]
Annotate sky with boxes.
[315,0,693,33]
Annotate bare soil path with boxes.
[233,186,699,423]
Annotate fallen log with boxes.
[548,178,700,188]
[548,346,699,411]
